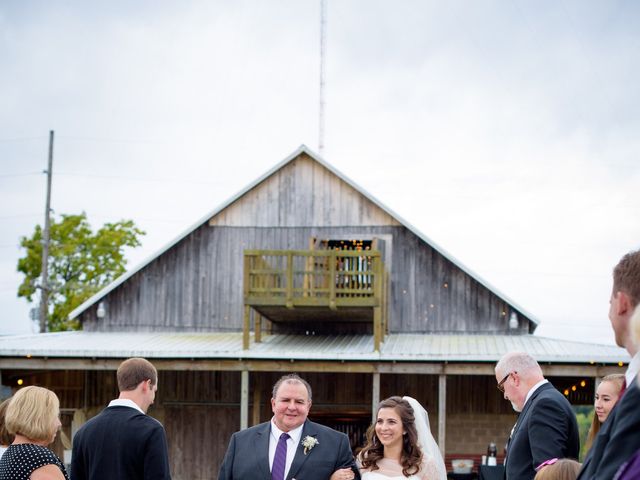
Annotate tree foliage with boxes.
[17,213,145,331]
[574,405,595,461]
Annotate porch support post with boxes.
[438,373,446,457]
[372,372,380,423]
[255,313,262,343]
[241,370,249,430]
[252,386,261,426]
[243,306,251,349]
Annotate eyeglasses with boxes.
[497,372,514,392]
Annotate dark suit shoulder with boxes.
[231,421,270,439]
[536,383,568,400]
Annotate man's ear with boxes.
[140,379,151,392]
[615,291,632,316]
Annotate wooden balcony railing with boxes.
[243,249,387,350]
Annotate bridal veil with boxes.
[403,396,447,480]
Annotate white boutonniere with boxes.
[301,435,319,455]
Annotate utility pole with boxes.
[39,130,54,333]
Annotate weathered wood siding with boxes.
[209,153,401,227]
[80,225,530,333]
[78,151,531,332]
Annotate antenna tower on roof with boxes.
[318,0,327,156]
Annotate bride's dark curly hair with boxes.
[357,396,423,477]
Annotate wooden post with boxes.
[243,254,251,349]
[39,130,54,333]
[243,306,250,350]
[372,372,380,423]
[286,251,293,308]
[252,387,261,426]
[255,313,262,343]
[373,307,381,351]
[438,374,446,457]
[373,255,383,351]
[329,250,336,310]
[240,370,249,430]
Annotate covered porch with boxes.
[0,331,628,480]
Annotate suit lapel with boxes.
[254,422,272,479]
[510,383,551,439]
[505,383,552,467]
[287,421,317,480]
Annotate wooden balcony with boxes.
[243,249,387,350]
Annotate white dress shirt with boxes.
[108,398,145,414]
[625,352,640,387]
[269,420,304,479]
[524,379,549,407]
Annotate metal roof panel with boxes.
[0,332,626,364]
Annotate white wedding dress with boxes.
[360,457,441,480]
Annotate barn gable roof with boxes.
[69,145,538,326]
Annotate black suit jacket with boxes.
[578,382,640,480]
[71,405,171,480]
[504,382,579,480]
[218,419,359,480]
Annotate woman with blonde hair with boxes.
[584,373,625,452]
[0,397,14,458]
[0,386,68,480]
[534,458,581,480]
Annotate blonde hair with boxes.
[5,386,60,442]
[534,459,581,480]
[0,397,14,445]
[585,374,625,452]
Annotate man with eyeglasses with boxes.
[495,351,579,480]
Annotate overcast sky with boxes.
[1,1,638,346]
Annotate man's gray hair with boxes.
[271,373,313,401]
[495,351,543,378]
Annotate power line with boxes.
[53,171,225,186]
[57,135,166,145]
[0,172,42,179]
[0,136,46,143]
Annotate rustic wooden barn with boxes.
[0,146,628,480]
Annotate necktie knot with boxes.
[272,432,290,480]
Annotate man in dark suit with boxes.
[495,352,579,480]
[577,249,640,480]
[219,373,358,480]
[71,357,171,480]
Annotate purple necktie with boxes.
[271,432,290,480]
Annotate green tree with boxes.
[574,405,595,461]
[17,213,145,331]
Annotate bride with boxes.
[357,396,447,480]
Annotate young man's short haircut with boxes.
[613,249,640,307]
[117,357,158,392]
